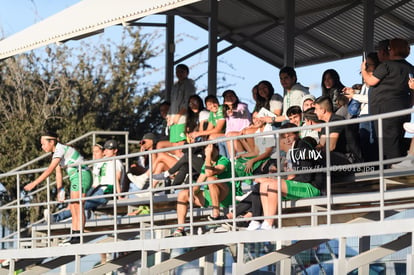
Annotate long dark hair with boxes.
[186,94,205,133]
[222,90,240,117]
[321,69,345,96]
[254,80,275,112]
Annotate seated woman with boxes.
[186,94,210,143]
[254,80,283,125]
[221,90,251,156]
[188,95,226,141]
[234,111,275,184]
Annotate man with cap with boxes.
[99,139,126,197]
[127,133,158,189]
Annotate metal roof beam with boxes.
[238,0,281,22]
[295,0,361,36]
[283,0,295,67]
[374,0,414,32]
[295,0,360,18]
[217,22,282,57]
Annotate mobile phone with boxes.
[409,73,413,79]
[363,51,366,61]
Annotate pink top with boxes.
[225,102,251,133]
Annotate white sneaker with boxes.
[259,221,274,230]
[404,122,414,134]
[127,173,148,189]
[246,220,261,231]
[391,159,414,169]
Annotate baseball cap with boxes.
[142,133,156,141]
[104,139,118,149]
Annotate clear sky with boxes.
[1,0,413,110]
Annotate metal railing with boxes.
[0,108,413,256]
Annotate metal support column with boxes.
[334,237,347,275]
[202,253,215,275]
[208,0,218,96]
[232,243,244,275]
[280,241,292,275]
[165,14,175,102]
[75,254,81,274]
[216,249,225,275]
[362,0,375,55]
[283,0,295,67]
[358,236,371,275]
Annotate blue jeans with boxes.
[53,188,108,222]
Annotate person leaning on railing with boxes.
[24,131,92,245]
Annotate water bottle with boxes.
[58,188,65,201]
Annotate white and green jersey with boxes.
[97,159,125,193]
[52,143,84,174]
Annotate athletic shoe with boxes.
[391,158,414,169]
[173,228,186,237]
[127,173,148,189]
[222,217,249,231]
[207,215,223,222]
[259,221,274,230]
[59,236,80,246]
[246,220,261,231]
[403,122,414,134]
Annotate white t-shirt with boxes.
[199,109,210,124]
[98,159,125,187]
[254,123,276,155]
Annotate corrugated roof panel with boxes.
[1,0,413,67]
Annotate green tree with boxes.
[0,27,165,227]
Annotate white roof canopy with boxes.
[0,0,200,59]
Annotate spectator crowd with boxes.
[26,38,414,242]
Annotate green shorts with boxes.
[235,156,269,184]
[169,123,186,143]
[283,180,320,200]
[202,182,238,208]
[69,169,92,193]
